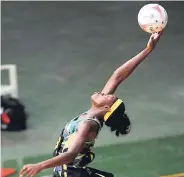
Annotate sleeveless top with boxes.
[53,113,102,173]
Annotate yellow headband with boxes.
[104,99,123,121]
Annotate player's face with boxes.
[91,92,117,108]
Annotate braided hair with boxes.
[104,99,131,137]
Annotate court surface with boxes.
[2,134,184,177]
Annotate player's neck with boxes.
[85,106,105,119]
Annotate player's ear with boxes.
[104,105,110,111]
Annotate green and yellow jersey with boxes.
[53,113,102,176]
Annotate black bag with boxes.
[1,95,28,131]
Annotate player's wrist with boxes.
[37,162,46,170]
[145,46,153,53]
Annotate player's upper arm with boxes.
[66,122,93,156]
[101,72,122,94]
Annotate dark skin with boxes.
[20,32,163,177]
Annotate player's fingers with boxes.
[21,168,31,176]
[159,30,163,34]
[20,166,28,175]
[148,35,154,43]
[157,33,162,41]
[20,166,32,176]
[151,33,154,37]
[31,170,38,177]
[153,32,160,39]
[150,33,155,38]
[26,169,35,177]
[20,169,29,177]
[159,30,163,37]
[20,164,31,173]
[154,32,162,41]
[158,30,163,37]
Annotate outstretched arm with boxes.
[101,32,163,94]
[20,122,97,177]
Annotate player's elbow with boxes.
[66,151,78,162]
[112,70,124,83]
[113,66,131,82]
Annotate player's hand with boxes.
[146,31,163,51]
[19,163,42,177]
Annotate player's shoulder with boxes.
[79,118,99,133]
[82,118,98,128]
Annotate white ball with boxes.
[138,4,168,33]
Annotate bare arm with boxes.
[20,122,97,177]
[40,122,95,169]
[101,32,162,94]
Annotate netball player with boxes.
[20,31,163,177]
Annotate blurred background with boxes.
[1,1,184,177]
